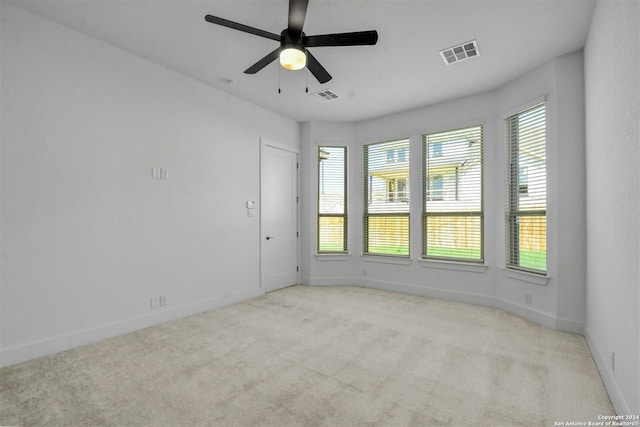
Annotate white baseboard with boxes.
[309,276,359,286]
[360,277,496,308]
[309,278,584,335]
[0,287,264,368]
[584,328,633,415]
[554,316,585,335]
[493,296,564,331]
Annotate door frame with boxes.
[260,138,299,291]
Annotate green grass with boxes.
[517,250,547,272]
[321,243,546,272]
[321,243,410,256]
[318,243,346,252]
[366,245,409,256]
[425,247,481,260]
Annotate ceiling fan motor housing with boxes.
[281,29,306,53]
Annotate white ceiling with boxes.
[6,0,596,123]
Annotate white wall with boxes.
[301,52,587,334]
[584,0,639,415]
[0,4,299,367]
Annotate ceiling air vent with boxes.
[439,40,480,65]
[311,89,340,103]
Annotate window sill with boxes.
[502,268,550,286]
[419,259,488,273]
[315,253,351,261]
[361,255,413,266]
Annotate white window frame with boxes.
[317,146,348,254]
[363,139,411,257]
[422,125,484,263]
[505,102,547,275]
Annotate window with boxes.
[318,146,347,253]
[386,147,408,164]
[364,139,410,256]
[387,178,408,202]
[423,125,483,262]
[506,103,546,274]
[387,149,395,164]
[397,178,408,201]
[397,148,407,163]
[426,175,443,201]
[519,166,529,195]
[432,141,443,157]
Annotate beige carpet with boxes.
[1,285,613,426]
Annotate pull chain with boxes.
[277,67,311,94]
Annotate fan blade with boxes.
[304,30,378,47]
[244,48,282,74]
[205,15,280,41]
[288,0,309,37]
[306,51,332,84]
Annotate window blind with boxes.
[363,139,410,256]
[423,125,483,262]
[506,103,547,274]
[318,146,347,253]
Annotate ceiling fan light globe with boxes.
[280,48,306,70]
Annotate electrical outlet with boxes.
[611,352,616,371]
[150,296,166,309]
[525,293,533,305]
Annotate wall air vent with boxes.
[311,89,340,103]
[439,40,480,65]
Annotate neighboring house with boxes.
[366,136,484,210]
[367,141,410,213]
[424,136,481,210]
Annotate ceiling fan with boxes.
[204,0,378,84]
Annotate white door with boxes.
[261,144,298,292]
